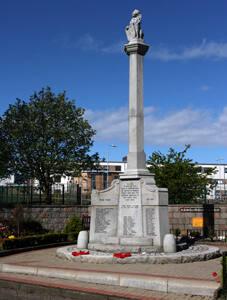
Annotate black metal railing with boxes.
[0,183,82,206]
[170,228,227,242]
[82,215,91,230]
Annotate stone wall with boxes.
[1,204,227,233]
[0,205,90,232]
[169,204,227,233]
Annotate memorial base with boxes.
[88,175,169,251]
[88,243,161,253]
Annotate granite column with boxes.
[124,42,149,177]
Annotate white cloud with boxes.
[85,107,128,142]
[55,34,227,62]
[76,34,101,51]
[152,40,227,61]
[200,85,211,92]
[85,106,227,147]
[101,40,125,54]
[55,33,124,54]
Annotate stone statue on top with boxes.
[125,9,144,43]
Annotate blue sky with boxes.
[1,0,227,163]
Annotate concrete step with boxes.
[0,262,219,298]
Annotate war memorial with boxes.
[0,9,223,300]
[88,9,169,252]
[57,10,219,265]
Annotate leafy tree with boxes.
[0,130,10,178]
[0,87,99,202]
[147,145,215,204]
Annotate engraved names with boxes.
[123,216,136,236]
[120,181,141,236]
[146,207,156,236]
[94,208,116,234]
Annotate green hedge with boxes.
[2,233,68,250]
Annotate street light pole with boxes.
[106,144,117,188]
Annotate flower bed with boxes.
[2,233,68,250]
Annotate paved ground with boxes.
[0,272,215,300]
[0,246,222,280]
[0,244,225,300]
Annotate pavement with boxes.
[0,244,225,300]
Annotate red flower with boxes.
[72,250,90,256]
[212,272,218,277]
[113,252,131,259]
[211,272,221,283]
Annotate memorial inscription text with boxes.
[146,207,156,236]
[95,208,116,234]
[121,182,139,202]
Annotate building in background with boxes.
[200,163,227,201]
[76,161,227,203]
[74,161,127,201]
[1,161,227,203]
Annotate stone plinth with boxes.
[88,176,169,250]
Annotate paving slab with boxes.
[0,245,224,299]
[0,272,215,300]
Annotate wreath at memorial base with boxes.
[72,250,90,256]
[113,252,132,259]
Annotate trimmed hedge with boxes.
[2,233,68,250]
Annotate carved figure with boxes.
[125,9,144,42]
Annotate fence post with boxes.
[23,185,26,203]
[6,185,8,204]
[62,184,65,205]
[77,184,81,205]
[39,187,42,205]
[49,184,52,204]
[223,251,227,291]
[17,186,19,203]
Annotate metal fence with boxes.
[0,183,82,206]
[170,228,227,242]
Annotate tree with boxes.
[0,87,99,202]
[147,145,215,204]
[0,134,10,178]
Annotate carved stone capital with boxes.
[124,42,149,56]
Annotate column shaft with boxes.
[124,42,149,176]
[127,53,146,171]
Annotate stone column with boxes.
[124,42,149,177]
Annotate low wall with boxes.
[169,204,227,233]
[0,205,90,232]
[1,204,227,233]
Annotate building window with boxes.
[115,165,121,171]
[91,174,96,189]
[200,167,211,173]
[103,173,107,189]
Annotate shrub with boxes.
[0,223,10,239]
[189,231,201,238]
[2,233,68,250]
[12,204,24,236]
[21,219,47,236]
[64,215,83,241]
[174,228,181,237]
